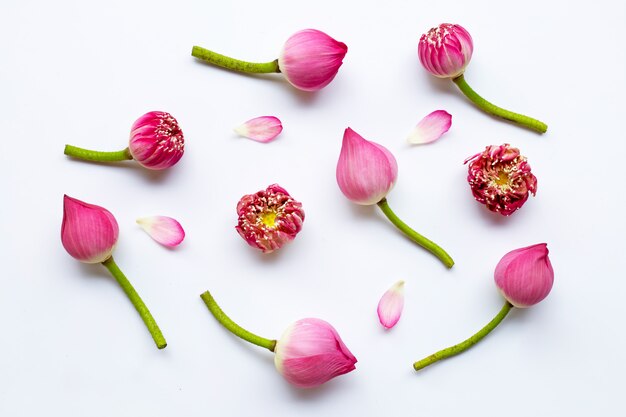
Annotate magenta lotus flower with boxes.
[201,291,357,388]
[64,111,185,170]
[336,127,454,268]
[192,29,347,92]
[495,243,554,308]
[234,116,283,143]
[407,110,452,145]
[236,184,304,253]
[465,143,537,216]
[137,216,185,247]
[377,280,405,329]
[418,23,547,133]
[61,195,167,349]
[414,244,554,372]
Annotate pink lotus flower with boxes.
[274,318,357,388]
[278,29,348,92]
[61,195,119,264]
[336,127,397,205]
[418,23,473,79]
[336,127,454,267]
[61,195,167,349]
[234,116,283,143]
[495,243,554,308]
[413,244,554,372]
[377,280,405,329]
[192,29,347,92]
[200,290,357,389]
[236,184,305,253]
[407,110,452,145]
[129,111,185,170]
[465,144,537,216]
[137,216,185,247]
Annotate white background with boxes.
[1,0,625,416]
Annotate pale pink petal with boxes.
[377,280,405,329]
[407,110,452,145]
[137,216,185,247]
[234,116,283,143]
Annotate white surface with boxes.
[1,0,625,416]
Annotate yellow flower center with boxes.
[260,210,277,228]
[495,171,510,187]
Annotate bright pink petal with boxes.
[234,116,283,143]
[407,110,452,145]
[377,280,405,329]
[137,216,185,247]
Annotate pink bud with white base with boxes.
[274,318,357,388]
[278,29,348,92]
[494,243,554,308]
[61,195,119,264]
[129,111,185,170]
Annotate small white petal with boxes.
[137,216,185,247]
[377,280,405,329]
[407,110,452,145]
[234,116,283,143]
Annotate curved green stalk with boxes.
[377,198,454,268]
[200,290,276,352]
[191,46,280,74]
[452,74,547,133]
[413,300,513,371]
[64,145,132,162]
[102,257,167,349]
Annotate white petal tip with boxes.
[137,216,185,247]
[377,280,405,329]
[235,116,283,143]
[407,110,452,145]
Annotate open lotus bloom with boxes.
[137,216,185,247]
[377,280,405,329]
[234,116,283,143]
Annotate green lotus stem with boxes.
[191,46,280,74]
[64,145,132,162]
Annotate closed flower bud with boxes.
[494,243,554,308]
[61,195,119,264]
[278,29,348,92]
[274,318,357,388]
[418,23,473,79]
[128,111,185,170]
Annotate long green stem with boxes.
[452,74,547,133]
[191,46,280,74]
[376,198,454,268]
[64,145,132,162]
[413,300,513,371]
[102,257,167,349]
[200,290,276,352]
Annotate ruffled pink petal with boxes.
[407,110,452,145]
[377,280,405,329]
[234,116,283,143]
[136,216,185,247]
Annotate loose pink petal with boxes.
[137,216,185,247]
[407,110,452,145]
[234,116,283,143]
[377,280,405,329]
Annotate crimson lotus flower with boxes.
[61,195,167,349]
[236,184,305,253]
[413,243,553,372]
[418,23,547,133]
[192,29,348,92]
[200,290,357,388]
[64,111,184,170]
[465,144,537,216]
[336,127,454,268]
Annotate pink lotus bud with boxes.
[494,243,554,308]
[236,184,305,253]
[278,29,348,92]
[418,23,473,79]
[464,144,537,216]
[377,280,405,329]
[61,195,119,264]
[336,127,398,205]
[128,111,185,170]
[274,318,357,388]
